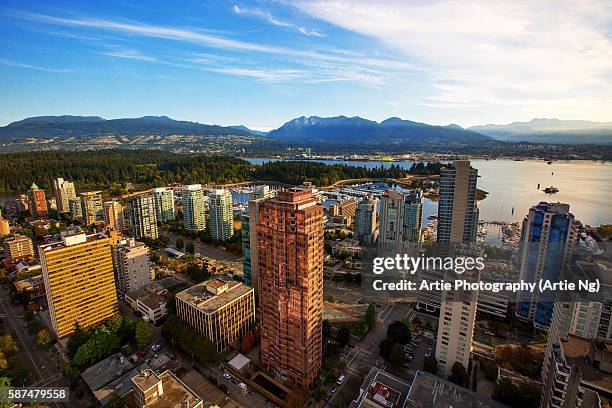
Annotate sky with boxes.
[1,0,611,129]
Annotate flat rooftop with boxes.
[352,367,411,408]
[176,277,253,313]
[560,335,612,393]
[81,353,134,393]
[126,277,183,306]
[406,371,507,408]
[127,370,202,408]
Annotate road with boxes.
[0,285,74,407]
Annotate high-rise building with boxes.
[4,234,34,259]
[379,190,405,246]
[68,197,83,220]
[403,189,423,242]
[103,200,125,231]
[80,191,104,225]
[516,202,579,329]
[39,232,118,338]
[249,185,274,201]
[152,187,175,222]
[126,192,158,240]
[437,161,479,243]
[246,200,262,291]
[207,189,233,241]
[113,238,151,294]
[355,198,378,243]
[182,184,206,232]
[0,215,9,236]
[175,278,255,352]
[240,212,252,286]
[257,188,324,388]
[28,183,48,218]
[53,178,76,213]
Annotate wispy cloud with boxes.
[98,48,157,61]
[291,0,612,121]
[0,57,74,73]
[206,66,306,82]
[232,5,325,37]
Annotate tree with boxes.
[449,362,467,386]
[423,356,438,374]
[336,326,351,347]
[36,329,52,349]
[135,321,153,349]
[105,392,126,408]
[325,294,337,303]
[322,320,331,339]
[364,304,377,330]
[413,316,422,326]
[379,338,395,361]
[185,242,195,254]
[387,321,411,345]
[67,323,90,358]
[175,237,184,250]
[389,343,404,365]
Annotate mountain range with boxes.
[1,115,610,146]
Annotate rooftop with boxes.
[559,334,612,394]
[126,277,183,309]
[175,277,253,314]
[127,370,202,408]
[352,367,411,408]
[81,353,134,393]
[406,370,507,408]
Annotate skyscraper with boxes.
[355,198,378,243]
[126,192,158,240]
[68,197,83,221]
[28,182,48,218]
[403,189,423,242]
[80,191,104,225]
[207,189,233,241]
[257,188,324,388]
[104,200,125,231]
[437,161,479,243]
[241,211,252,286]
[152,187,175,222]
[182,184,206,232]
[112,238,151,294]
[516,202,579,329]
[39,232,118,338]
[379,190,405,246]
[53,178,76,213]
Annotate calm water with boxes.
[2,159,609,226]
[245,158,612,226]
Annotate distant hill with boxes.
[0,115,251,141]
[267,115,493,146]
[230,125,267,137]
[469,119,612,144]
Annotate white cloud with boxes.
[232,5,325,37]
[99,48,157,61]
[292,0,612,121]
[0,57,74,73]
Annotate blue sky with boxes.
[1,0,611,129]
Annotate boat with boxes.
[543,186,559,193]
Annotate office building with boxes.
[125,277,182,325]
[182,184,206,232]
[39,232,118,338]
[246,199,261,290]
[240,212,252,286]
[126,192,158,240]
[403,189,423,242]
[257,188,324,388]
[0,217,9,236]
[207,189,233,241]
[175,278,255,352]
[128,369,203,408]
[152,187,175,222]
[28,183,48,218]
[516,202,579,329]
[53,178,76,213]
[4,234,34,259]
[249,185,274,201]
[541,334,612,408]
[68,197,82,220]
[437,160,479,243]
[113,238,151,294]
[351,367,412,408]
[355,198,378,243]
[379,190,405,246]
[80,191,104,225]
[104,200,125,231]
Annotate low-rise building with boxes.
[126,369,203,408]
[350,367,412,408]
[175,278,255,352]
[125,277,183,324]
[331,238,363,257]
[4,234,34,260]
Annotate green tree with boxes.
[423,356,438,374]
[389,343,404,365]
[322,320,331,339]
[67,323,90,358]
[135,321,153,349]
[36,329,52,349]
[449,362,467,386]
[185,242,195,254]
[364,304,377,330]
[175,237,184,250]
[336,326,351,347]
[387,321,411,345]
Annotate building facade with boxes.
[379,190,405,246]
[175,278,255,352]
[39,232,118,338]
[80,191,104,225]
[403,189,423,242]
[113,238,151,294]
[53,178,77,214]
[28,182,48,218]
[355,198,378,243]
[126,192,158,240]
[207,189,233,241]
[437,161,479,243]
[152,187,175,222]
[104,200,125,231]
[257,188,324,388]
[4,234,34,259]
[249,185,274,201]
[182,184,206,232]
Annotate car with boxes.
[330,387,337,393]
[151,343,162,352]
[337,375,345,385]
[232,379,240,385]
[249,391,255,396]
[223,373,231,380]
